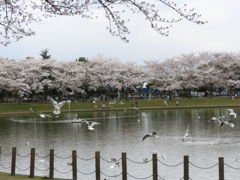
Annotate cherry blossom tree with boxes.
[1,52,240,102]
[0,0,207,45]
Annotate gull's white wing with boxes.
[91,122,100,127]
[58,101,66,108]
[234,113,237,119]
[227,109,234,113]
[82,119,90,126]
[50,98,58,106]
[217,118,222,125]
[44,114,52,118]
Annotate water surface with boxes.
[0,108,240,179]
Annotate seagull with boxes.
[209,116,234,128]
[208,116,223,123]
[30,108,52,118]
[182,125,190,142]
[74,114,78,120]
[219,120,235,128]
[67,162,72,166]
[143,82,148,88]
[142,131,159,141]
[39,159,46,163]
[50,98,66,115]
[143,158,149,163]
[83,120,100,131]
[109,162,120,169]
[227,109,237,119]
[109,158,120,168]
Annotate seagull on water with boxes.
[50,98,66,115]
[25,142,30,146]
[142,131,159,141]
[182,125,190,142]
[30,108,52,118]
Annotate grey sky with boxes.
[0,0,239,63]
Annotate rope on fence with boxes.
[127,172,152,179]
[16,153,31,158]
[158,175,166,180]
[36,153,50,158]
[54,154,72,159]
[54,167,72,174]
[100,156,121,163]
[189,161,218,169]
[15,165,30,171]
[224,163,240,170]
[77,155,95,161]
[158,160,183,167]
[178,177,193,180]
[127,157,152,164]
[35,166,49,172]
[77,169,96,175]
[101,171,122,178]
[0,163,11,169]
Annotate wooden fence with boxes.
[0,147,235,180]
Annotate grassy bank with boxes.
[0,97,240,114]
[0,173,68,180]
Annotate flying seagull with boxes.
[219,120,235,128]
[30,108,52,118]
[50,98,66,115]
[227,109,237,119]
[208,116,225,123]
[209,116,234,128]
[142,131,159,141]
[83,120,101,131]
[182,125,190,142]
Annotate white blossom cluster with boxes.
[0,52,239,100]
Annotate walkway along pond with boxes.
[0,147,238,180]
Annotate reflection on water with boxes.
[0,108,240,179]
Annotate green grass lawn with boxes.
[0,173,68,180]
[0,97,240,114]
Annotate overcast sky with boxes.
[0,0,239,63]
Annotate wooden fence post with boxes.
[29,148,35,178]
[72,150,77,180]
[11,147,16,176]
[122,152,127,180]
[49,149,54,180]
[219,157,224,180]
[152,153,158,180]
[184,155,189,180]
[95,151,100,180]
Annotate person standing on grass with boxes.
[164,100,168,106]
[176,100,179,106]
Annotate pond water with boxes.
[0,108,240,180]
